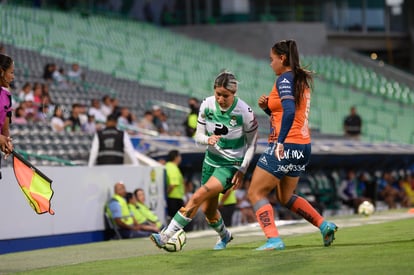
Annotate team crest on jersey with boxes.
[229,116,237,127]
[280,78,290,84]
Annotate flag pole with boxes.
[12,150,53,183]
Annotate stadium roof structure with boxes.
[131,137,414,172]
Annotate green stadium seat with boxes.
[3,4,413,144]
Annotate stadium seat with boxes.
[3,3,414,158]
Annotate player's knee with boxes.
[189,192,205,206]
[247,187,257,203]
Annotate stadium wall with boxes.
[0,165,166,254]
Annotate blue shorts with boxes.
[256,143,311,179]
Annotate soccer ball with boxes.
[358,201,375,216]
[164,229,187,252]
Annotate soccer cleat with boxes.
[320,221,338,247]
[255,237,285,251]
[150,232,168,250]
[213,231,233,250]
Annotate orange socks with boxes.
[253,195,324,239]
[286,195,323,227]
[254,201,279,239]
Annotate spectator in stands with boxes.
[138,110,157,132]
[40,86,55,113]
[0,53,14,157]
[110,97,121,119]
[43,63,55,82]
[400,173,414,206]
[377,171,404,209]
[88,113,139,166]
[50,105,71,132]
[35,104,50,123]
[32,82,43,106]
[82,114,97,134]
[100,95,113,117]
[125,192,161,232]
[65,103,83,132]
[79,104,88,127]
[22,99,37,123]
[165,149,185,220]
[13,106,27,125]
[394,173,410,208]
[52,67,69,88]
[41,83,50,97]
[0,43,5,54]
[67,63,83,83]
[235,176,256,224]
[184,97,199,137]
[117,107,137,135]
[106,182,156,239]
[151,105,164,133]
[18,82,33,102]
[337,169,372,213]
[343,106,362,140]
[218,189,237,227]
[158,111,171,135]
[88,98,106,130]
[133,188,163,230]
[357,171,377,203]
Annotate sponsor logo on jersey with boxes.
[259,155,268,165]
[214,123,229,135]
[280,78,291,84]
[279,85,291,90]
[283,149,305,160]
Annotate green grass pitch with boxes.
[1,210,413,275]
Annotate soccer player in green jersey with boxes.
[151,70,258,250]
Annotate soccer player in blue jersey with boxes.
[151,70,258,250]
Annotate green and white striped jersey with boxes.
[197,96,258,169]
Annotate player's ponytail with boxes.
[287,40,313,106]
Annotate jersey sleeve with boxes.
[197,98,207,126]
[276,72,295,101]
[276,72,296,144]
[239,103,258,174]
[194,98,209,145]
[243,105,258,134]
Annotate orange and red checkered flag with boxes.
[12,151,55,215]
